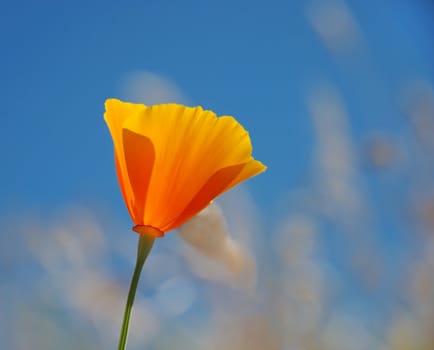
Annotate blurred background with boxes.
[2,0,434,349]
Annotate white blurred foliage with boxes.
[307,83,366,226]
[307,0,365,55]
[178,202,256,291]
[205,312,280,350]
[121,71,187,105]
[25,209,160,349]
[320,312,378,350]
[155,275,196,317]
[402,80,434,153]
[274,213,326,347]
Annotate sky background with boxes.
[2,0,431,214]
[2,0,434,349]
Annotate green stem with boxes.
[118,234,155,350]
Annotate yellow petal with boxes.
[104,98,146,158]
[104,99,147,214]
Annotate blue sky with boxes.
[2,0,433,216]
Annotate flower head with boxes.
[104,99,266,237]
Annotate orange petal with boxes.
[115,152,133,218]
[221,158,266,193]
[167,159,266,231]
[166,163,247,231]
[122,129,155,224]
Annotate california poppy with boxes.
[104,99,266,237]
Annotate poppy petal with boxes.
[166,163,247,230]
[104,99,147,211]
[168,159,265,231]
[122,129,155,224]
[122,104,265,231]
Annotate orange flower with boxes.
[104,99,266,237]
